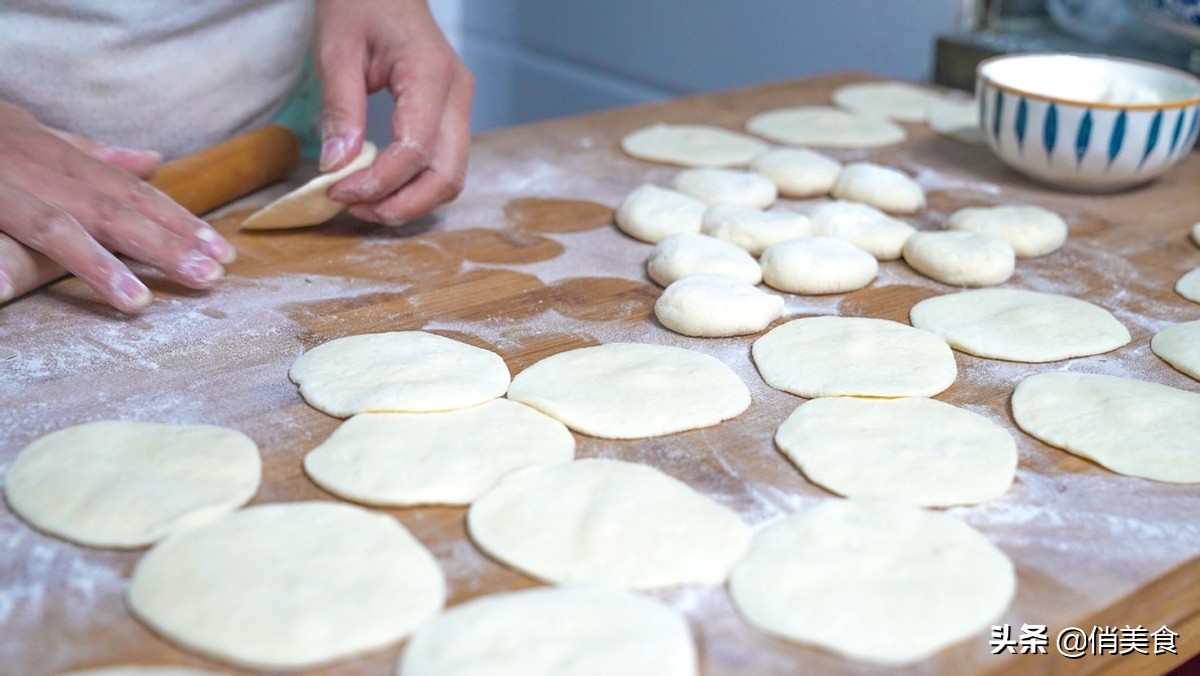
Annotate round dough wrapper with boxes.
[4,421,260,549]
[750,147,842,198]
[1177,268,1200,303]
[746,106,906,148]
[1012,372,1200,483]
[760,236,878,295]
[775,397,1016,507]
[946,204,1068,258]
[128,501,445,670]
[615,185,706,244]
[928,97,985,144]
[752,316,957,398]
[400,585,696,676]
[646,233,762,286]
[506,342,750,438]
[831,162,925,214]
[620,123,770,168]
[729,498,1015,665]
[289,331,511,417]
[655,274,784,337]
[902,231,1015,287]
[831,81,947,122]
[910,289,1130,363]
[808,200,915,260]
[701,204,812,256]
[671,169,777,209]
[303,399,575,507]
[467,458,750,589]
[240,142,377,230]
[60,667,223,676]
[1152,320,1200,381]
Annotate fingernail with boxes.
[320,137,348,172]
[196,226,236,264]
[179,251,224,283]
[113,271,152,309]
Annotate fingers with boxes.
[0,234,67,304]
[314,32,368,172]
[49,128,163,179]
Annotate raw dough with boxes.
[671,169,777,208]
[620,123,769,168]
[752,316,957,398]
[746,106,906,148]
[729,498,1015,665]
[467,458,750,588]
[615,185,706,244]
[4,421,259,549]
[902,231,1015,287]
[759,236,877,294]
[910,289,1130,362]
[700,204,812,256]
[646,233,762,286]
[750,147,842,198]
[289,331,511,417]
[399,585,697,676]
[831,81,947,122]
[928,97,985,144]
[1151,320,1200,381]
[241,142,377,230]
[808,200,915,260]
[1177,268,1200,303]
[655,274,783,337]
[128,501,444,670]
[830,162,925,214]
[1192,221,1200,247]
[1012,372,1200,483]
[60,669,223,676]
[775,397,1016,507]
[945,204,1068,257]
[506,342,749,438]
[303,399,575,506]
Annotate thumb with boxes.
[50,129,162,178]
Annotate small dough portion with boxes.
[1177,268,1200,303]
[752,316,957,398]
[808,200,916,260]
[4,421,260,549]
[776,397,1016,507]
[1192,221,1200,247]
[760,236,878,295]
[701,204,812,256]
[671,169,777,208]
[241,142,377,230]
[468,458,751,589]
[729,499,1015,665]
[903,231,1015,287]
[507,342,750,439]
[646,233,762,286]
[928,97,985,144]
[128,502,445,670]
[946,204,1068,257]
[620,123,770,168]
[910,289,1130,362]
[1012,372,1200,483]
[655,274,783,337]
[750,147,842,198]
[615,185,706,244]
[746,106,906,148]
[303,400,575,507]
[1151,320,1200,381]
[831,162,925,214]
[832,81,947,122]
[400,586,697,676]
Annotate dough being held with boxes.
[760,236,877,295]
[902,231,1015,287]
[750,148,842,198]
[615,185,706,243]
[620,123,769,168]
[831,162,925,214]
[701,204,812,255]
[655,274,783,337]
[671,168,777,208]
[808,200,915,260]
[946,204,1067,257]
[241,142,378,230]
[646,233,762,286]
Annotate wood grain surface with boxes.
[1,72,1198,675]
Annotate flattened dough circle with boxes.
[1151,320,1200,381]
[620,123,770,168]
[746,106,906,148]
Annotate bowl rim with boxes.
[976,52,1200,111]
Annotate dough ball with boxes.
[671,168,777,208]
[750,147,842,198]
[760,236,878,295]
[5,421,260,549]
[752,316,957,398]
[289,331,511,417]
[746,106,906,148]
[831,162,925,214]
[400,586,696,676]
[303,399,575,507]
[729,499,1015,665]
[701,203,812,256]
[910,289,1130,363]
[646,232,762,286]
[507,342,750,438]
[776,397,1016,507]
[241,142,378,230]
[615,184,706,244]
[467,458,751,589]
[655,273,784,337]
[902,231,1015,287]
[808,200,916,260]
[1012,372,1200,483]
[1192,221,1200,247]
[1151,320,1200,381]
[620,122,769,168]
[945,204,1068,257]
[928,97,985,144]
[128,502,445,670]
[1177,268,1200,303]
[831,80,948,122]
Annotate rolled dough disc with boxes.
[746,106,906,148]
[1151,320,1200,381]
[1177,268,1200,303]
[620,123,770,168]
[927,97,985,144]
[831,80,948,122]
[240,142,377,230]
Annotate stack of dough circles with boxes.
[831,162,925,214]
[240,142,378,230]
[701,203,812,255]
[467,458,751,588]
[752,316,957,398]
[746,106,906,148]
[910,289,1130,362]
[760,237,878,294]
[1151,320,1200,381]
[750,147,842,198]
[729,498,1015,665]
[399,586,697,676]
[615,185,706,243]
[303,399,576,507]
[288,331,511,417]
[831,80,948,122]
[927,97,985,144]
[945,204,1068,257]
[655,274,784,337]
[671,168,777,208]
[1012,372,1200,483]
[4,421,260,548]
[128,501,445,670]
[620,122,769,168]
[646,233,762,286]
[808,200,915,260]
[775,397,1017,507]
[1178,268,1200,303]
[506,342,750,438]
[902,231,1015,287]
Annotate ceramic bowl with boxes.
[976,53,1200,191]
[1125,0,1200,42]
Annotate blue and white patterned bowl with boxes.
[977,53,1200,191]
[1125,0,1200,42]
